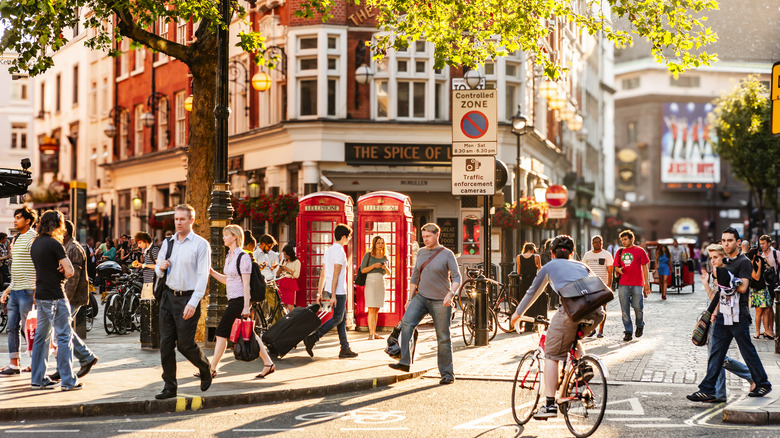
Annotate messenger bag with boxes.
[557,272,614,321]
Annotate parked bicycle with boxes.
[455,270,519,333]
[0,301,7,333]
[511,315,608,438]
[103,270,143,335]
[250,279,285,336]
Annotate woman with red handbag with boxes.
[208,225,276,379]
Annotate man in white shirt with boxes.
[154,204,212,399]
[581,235,613,338]
[253,234,279,282]
[304,224,358,359]
[759,234,777,336]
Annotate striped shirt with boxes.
[581,250,613,285]
[9,229,37,290]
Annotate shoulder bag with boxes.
[557,267,614,321]
[153,237,174,301]
[692,284,720,346]
[355,253,370,287]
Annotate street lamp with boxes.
[247,174,261,198]
[511,105,528,258]
[547,89,566,110]
[464,68,483,89]
[567,113,584,132]
[354,40,374,107]
[132,195,143,213]
[251,72,272,92]
[104,105,126,138]
[538,79,557,100]
[184,94,193,112]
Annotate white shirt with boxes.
[669,246,686,263]
[581,249,613,285]
[253,248,279,281]
[155,231,211,308]
[322,243,348,296]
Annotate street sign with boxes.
[452,90,497,155]
[452,77,485,90]
[545,185,569,207]
[451,156,496,195]
[548,207,567,219]
[772,61,780,136]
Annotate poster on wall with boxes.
[661,102,720,185]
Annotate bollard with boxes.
[475,274,489,346]
[508,271,521,302]
[140,298,160,349]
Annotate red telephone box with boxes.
[355,191,414,328]
[296,192,355,308]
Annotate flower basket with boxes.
[269,193,299,224]
[517,197,546,228]
[492,203,517,230]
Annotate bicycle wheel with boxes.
[103,295,118,334]
[560,356,608,438]
[459,280,477,312]
[251,305,266,336]
[127,294,141,332]
[462,302,474,346]
[0,310,7,333]
[512,350,541,425]
[89,294,99,320]
[495,296,519,333]
[488,308,498,341]
[114,295,127,335]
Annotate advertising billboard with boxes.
[661,102,720,185]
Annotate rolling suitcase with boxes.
[262,304,325,358]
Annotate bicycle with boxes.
[461,301,497,345]
[0,301,7,333]
[511,315,608,438]
[103,270,142,335]
[455,270,519,333]
[250,279,285,336]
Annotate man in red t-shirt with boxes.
[614,230,651,341]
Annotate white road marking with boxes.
[453,408,512,429]
[635,391,673,396]
[626,424,693,428]
[339,428,409,431]
[233,429,305,432]
[116,430,194,433]
[5,431,80,434]
[606,417,670,422]
[604,397,644,415]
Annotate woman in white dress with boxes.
[360,236,391,339]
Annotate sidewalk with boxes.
[722,349,780,425]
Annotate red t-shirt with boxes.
[616,245,650,287]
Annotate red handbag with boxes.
[229,318,242,343]
[241,318,253,340]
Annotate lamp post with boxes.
[511,106,528,258]
[205,0,234,346]
[354,40,374,107]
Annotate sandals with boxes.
[255,364,275,379]
[368,334,384,340]
[753,334,762,339]
[193,370,217,378]
[762,333,776,339]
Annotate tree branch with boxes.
[112,6,193,63]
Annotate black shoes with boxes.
[687,391,716,402]
[155,388,177,399]
[78,357,98,378]
[200,369,213,392]
[30,379,58,390]
[533,404,557,419]
[338,348,359,359]
[0,366,20,376]
[48,371,61,382]
[749,385,772,397]
[61,383,84,392]
[389,363,410,372]
[635,326,644,338]
[439,377,455,385]
[304,335,315,357]
[623,332,633,342]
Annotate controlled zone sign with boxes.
[452,90,497,155]
[772,61,780,136]
[451,156,496,195]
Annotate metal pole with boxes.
[150,61,157,151]
[205,0,233,346]
[516,134,523,258]
[475,194,491,346]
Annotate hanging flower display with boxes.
[517,197,546,227]
[492,203,517,229]
[269,193,299,224]
[232,193,299,224]
[148,209,174,230]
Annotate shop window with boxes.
[158,97,169,149]
[299,79,317,116]
[397,81,425,119]
[118,39,130,79]
[175,91,187,146]
[134,104,144,156]
[177,18,187,45]
[11,123,27,149]
[376,80,388,118]
[119,110,129,159]
[291,30,344,119]
[10,80,28,101]
[462,215,481,256]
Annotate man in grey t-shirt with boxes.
[388,223,461,384]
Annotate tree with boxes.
[300,0,719,78]
[0,1,266,238]
[710,76,780,234]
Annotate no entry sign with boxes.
[545,185,569,207]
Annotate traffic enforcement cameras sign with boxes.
[451,156,496,195]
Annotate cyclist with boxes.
[510,235,605,419]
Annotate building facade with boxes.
[613,0,778,244]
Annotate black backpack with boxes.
[237,251,266,301]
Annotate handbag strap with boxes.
[706,273,721,314]
[419,247,445,276]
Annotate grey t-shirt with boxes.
[410,246,461,300]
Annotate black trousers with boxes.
[159,290,210,391]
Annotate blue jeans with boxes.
[699,315,770,395]
[312,295,349,350]
[708,323,752,400]
[31,299,77,388]
[6,289,34,360]
[618,285,644,333]
[69,305,96,366]
[398,294,454,380]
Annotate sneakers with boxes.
[303,335,315,357]
[686,391,716,402]
[389,363,410,372]
[0,366,21,376]
[61,383,84,392]
[48,371,61,382]
[623,332,633,342]
[748,385,772,398]
[533,404,558,419]
[338,348,359,359]
[31,379,58,390]
[635,326,644,338]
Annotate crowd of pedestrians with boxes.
[0,202,775,405]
